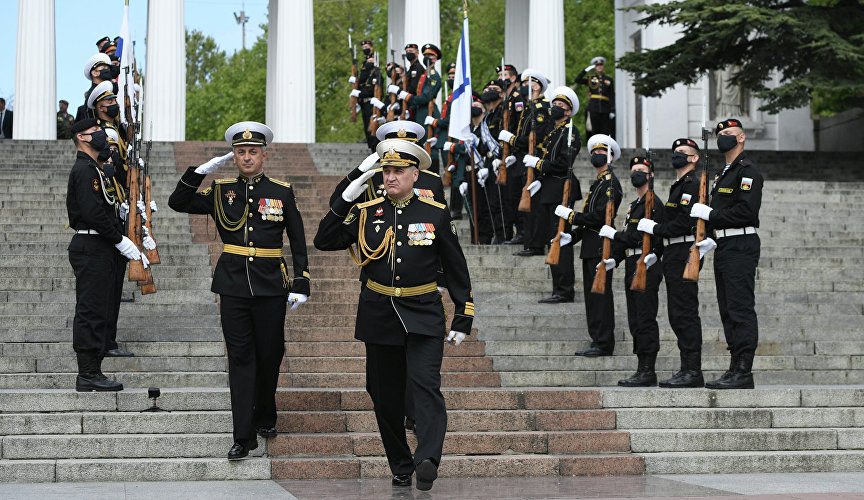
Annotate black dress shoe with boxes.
[256,426,277,438]
[505,234,524,245]
[76,373,123,392]
[105,348,135,357]
[120,295,135,303]
[538,295,574,304]
[227,439,258,461]
[513,248,543,257]
[415,458,438,491]
[574,346,613,357]
[392,474,412,486]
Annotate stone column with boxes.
[13,0,56,140]
[266,0,315,143]
[143,0,185,141]
[504,0,528,73]
[527,0,565,92]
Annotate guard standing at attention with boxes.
[314,139,473,492]
[168,121,311,460]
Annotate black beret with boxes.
[484,80,503,90]
[361,40,373,45]
[631,156,654,172]
[421,43,441,59]
[447,62,456,74]
[59,99,69,105]
[96,36,110,47]
[672,138,699,152]
[404,43,418,50]
[715,118,744,135]
[496,64,517,74]
[71,118,101,134]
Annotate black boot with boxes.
[706,352,754,389]
[659,351,704,388]
[705,354,738,389]
[76,353,123,392]
[618,353,658,387]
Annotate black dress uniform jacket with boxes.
[653,170,701,239]
[314,192,474,345]
[168,168,311,298]
[508,97,552,160]
[535,121,582,205]
[357,63,382,99]
[567,170,623,259]
[575,70,615,114]
[67,151,124,244]
[612,193,666,260]
[708,153,763,230]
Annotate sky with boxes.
[0,0,268,111]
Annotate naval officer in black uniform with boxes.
[314,139,474,492]
[168,121,311,460]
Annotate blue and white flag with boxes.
[447,14,472,142]
[115,0,135,127]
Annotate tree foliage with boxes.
[616,0,864,117]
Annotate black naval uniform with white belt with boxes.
[168,168,310,445]
[314,190,474,476]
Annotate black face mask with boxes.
[630,171,649,188]
[518,85,531,100]
[98,68,112,81]
[447,77,454,85]
[362,47,371,56]
[110,65,121,79]
[405,52,416,62]
[471,107,483,117]
[97,147,112,162]
[671,151,691,169]
[105,104,120,118]
[480,90,499,103]
[590,153,608,168]
[717,134,738,153]
[549,106,567,121]
[112,150,122,167]
[86,129,108,152]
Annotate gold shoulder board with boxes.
[421,170,440,178]
[357,197,385,209]
[214,178,235,184]
[419,197,446,209]
[270,178,291,188]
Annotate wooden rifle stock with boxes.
[683,168,708,281]
[143,175,160,264]
[497,81,516,185]
[424,99,434,156]
[369,82,382,134]
[545,179,571,265]
[630,188,653,291]
[517,131,535,212]
[126,164,146,282]
[591,187,614,294]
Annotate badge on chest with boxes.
[407,223,435,246]
[259,198,283,221]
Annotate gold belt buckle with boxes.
[248,247,257,257]
[394,287,402,297]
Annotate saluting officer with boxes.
[601,156,665,386]
[168,122,311,460]
[574,56,615,137]
[637,138,714,388]
[689,118,762,389]
[555,134,623,357]
[66,118,148,392]
[314,139,473,492]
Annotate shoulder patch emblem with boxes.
[515,102,524,112]
[680,193,692,205]
[200,186,212,195]
[451,221,457,235]
[741,177,753,191]
[536,115,544,122]
[343,212,357,225]
[271,178,291,188]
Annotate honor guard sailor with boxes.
[168,121,311,460]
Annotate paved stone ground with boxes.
[3,474,864,499]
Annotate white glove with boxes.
[559,232,573,246]
[477,168,489,185]
[139,210,147,223]
[690,203,713,221]
[355,103,361,113]
[427,137,438,147]
[358,152,379,173]
[387,84,400,94]
[505,156,516,167]
[194,152,234,175]
[637,218,657,235]
[398,90,410,100]
[555,205,573,220]
[446,330,467,346]
[424,116,435,126]
[138,157,144,168]
[348,76,356,84]
[443,141,453,151]
[596,258,616,271]
[498,130,515,143]
[609,112,615,119]
[369,97,385,109]
[288,293,308,312]
[492,158,502,175]
[142,235,157,251]
[342,169,376,202]
[584,64,595,73]
[696,237,717,258]
[349,89,361,98]
[140,253,150,269]
[376,116,386,124]
[599,225,616,240]
[459,182,468,197]
[387,102,400,112]
[522,154,539,168]
[119,202,129,222]
[115,236,142,261]
[447,164,456,172]
[150,200,157,213]
[137,200,147,215]
[643,253,657,268]
[527,180,541,197]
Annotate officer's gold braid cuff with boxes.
[349,206,395,267]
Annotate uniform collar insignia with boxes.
[387,191,415,208]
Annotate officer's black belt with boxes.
[76,229,99,235]
[223,244,282,258]
[663,235,695,246]
[366,279,437,297]
[625,248,643,257]
[714,226,757,239]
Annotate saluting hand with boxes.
[194,152,234,175]
[342,169,377,202]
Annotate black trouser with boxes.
[69,235,121,356]
[544,203,574,299]
[105,254,127,352]
[524,187,546,251]
[582,257,615,352]
[587,110,614,138]
[662,243,703,353]
[623,255,662,354]
[365,334,446,476]
[360,101,378,151]
[504,164,525,238]
[470,174,506,244]
[714,234,760,356]
[219,294,288,444]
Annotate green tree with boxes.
[616,0,864,116]
[186,29,226,89]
